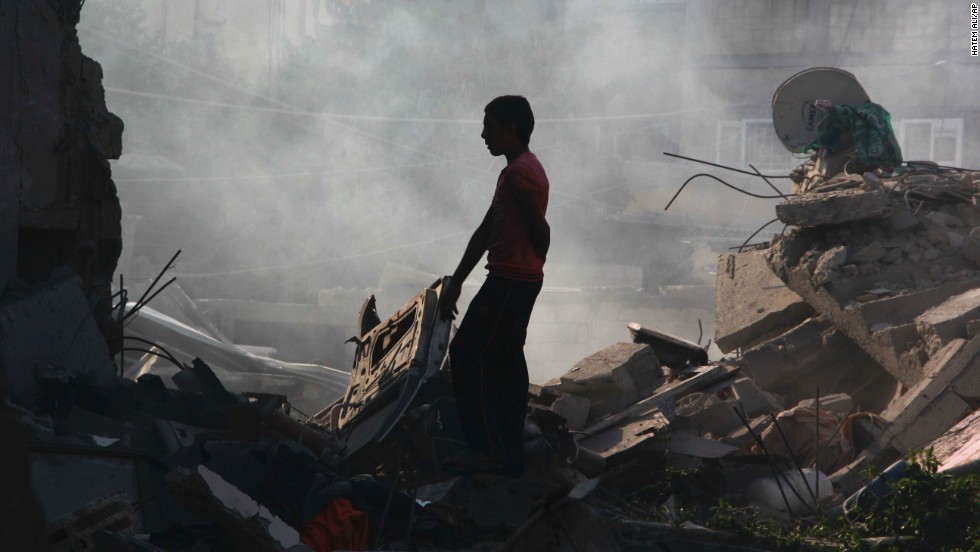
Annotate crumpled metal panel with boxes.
[335,278,452,464]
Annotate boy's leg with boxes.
[491,280,541,473]
[449,277,505,456]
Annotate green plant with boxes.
[702,449,980,551]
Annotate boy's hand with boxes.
[439,280,461,321]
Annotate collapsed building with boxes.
[1,2,979,549]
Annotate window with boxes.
[716,119,797,172]
[895,119,963,167]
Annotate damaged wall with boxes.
[0,0,124,322]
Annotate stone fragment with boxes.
[849,242,886,264]
[878,338,980,454]
[528,384,591,431]
[730,377,782,416]
[887,209,921,234]
[926,210,963,228]
[926,221,952,246]
[954,203,980,227]
[713,251,813,353]
[916,288,980,355]
[795,393,854,415]
[551,343,663,422]
[963,228,980,266]
[813,245,847,286]
[967,319,980,339]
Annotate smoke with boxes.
[78,0,977,380]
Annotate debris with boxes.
[167,465,308,552]
[712,251,812,353]
[775,188,891,227]
[549,342,664,423]
[47,492,136,552]
[627,322,709,368]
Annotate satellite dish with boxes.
[771,67,870,153]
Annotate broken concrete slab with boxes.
[577,410,670,460]
[878,338,980,455]
[775,188,891,227]
[928,408,980,473]
[737,317,893,411]
[528,384,591,431]
[672,396,743,437]
[713,251,812,353]
[551,342,664,422]
[768,245,980,386]
[730,377,783,418]
[627,322,708,368]
[915,288,980,355]
[167,465,307,552]
[0,269,118,409]
[796,393,854,415]
[581,364,738,437]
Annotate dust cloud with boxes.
[78,0,977,380]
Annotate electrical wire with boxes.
[662,152,792,178]
[663,173,795,211]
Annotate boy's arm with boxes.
[516,193,550,260]
[439,207,493,320]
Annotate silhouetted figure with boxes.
[439,96,550,476]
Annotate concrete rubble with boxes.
[3,6,979,548]
[4,170,980,550]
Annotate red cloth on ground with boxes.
[300,497,370,552]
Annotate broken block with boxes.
[550,343,663,422]
[528,384,591,431]
[730,377,782,417]
[775,188,891,227]
[627,322,708,368]
[738,317,892,411]
[915,288,980,356]
[879,338,980,454]
[713,251,813,353]
[795,393,854,415]
[0,270,117,409]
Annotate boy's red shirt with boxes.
[486,151,549,282]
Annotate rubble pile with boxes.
[3,15,978,546]
[5,167,980,550]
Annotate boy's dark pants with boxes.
[449,275,542,470]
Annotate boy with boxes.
[438,95,550,476]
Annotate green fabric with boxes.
[803,102,903,167]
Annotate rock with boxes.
[887,209,921,234]
[915,288,980,355]
[849,242,887,264]
[926,211,963,229]
[812,246,847,286]
[551,343,664,422]
[878,338,980,455]
[963,228,980,266]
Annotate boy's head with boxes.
[483,95,534,146]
